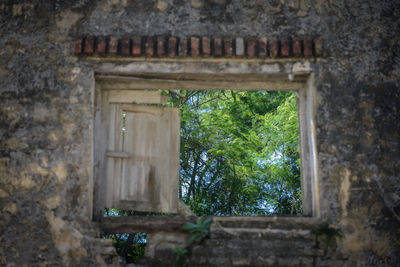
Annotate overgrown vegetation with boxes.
[104,232,147,264]
[168,90,301,215]
[311,223,342,248]
[182,217,213,244]
[173,217,213,267]
[104,209,148,264]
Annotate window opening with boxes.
[169,90,301,216]
[104,89,301,217]
[103,218,147,264]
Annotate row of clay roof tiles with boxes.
[74,36,322,58]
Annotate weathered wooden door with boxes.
[102,90,180,214]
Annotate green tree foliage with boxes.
[168,90,301,216]
[104,209,147,263]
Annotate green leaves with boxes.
[172,247,188,267]
[170,90,302,216]
[182,217,213,244]
[311,223,342,248]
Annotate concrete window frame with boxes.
[91,59,320,220]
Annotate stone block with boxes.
[246,37,256,58]
[84,36,94,55]
[224,38,233,57]
[269,38,278,58]
[277,257,300,266]
[304,37,312,57]
[315,258,348,267]
[214,37,222,57]
[96,36,106,56]
[315,38,322,57]
[74,37,82,55]
[132,36,142,57]
[157,36,165,57]
[235,37,245,57]
[145,36,154,57]
[145,232,189,258]
[168,37,177,57]
[178,37,188,56]
[281,38,289,57]
[202,37,210,57]
[232,257,250,265]
[258,37,267,57]
[109,36,118,56]
[191,37,200,58]
[121,37,130,56]
[292,37,301,57]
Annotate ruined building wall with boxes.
[0,0,399,266]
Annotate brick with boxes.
[132,36,141,57]
[258,37,267,57]
[202,37,211,57]
[292,37,301,57]
[178,37,188,56]
[145,37,154,57]
[304,38,312,57]
[84,36,94,55]
[190,37,199,58]
[315,38,322,57]
[109,36,118,56]
[269,38,278,58]
[96,36,106,56]
[224,38,232,57]
[235,37,244,57]
[157,36,165,57]
[121,37,130,56]
[168,37,177,57]
[246,37,256,58]
[281,38,289,57]
[74,37,83,55]
[214,37,222,57]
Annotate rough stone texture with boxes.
[0,0,399,266]
[141,217,348,267]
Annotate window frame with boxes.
[91,59,320,220]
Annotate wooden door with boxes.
[104,93,180,214]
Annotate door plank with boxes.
[109,90,168,104]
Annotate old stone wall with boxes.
[139,217,349,267]
[0,0,399,266]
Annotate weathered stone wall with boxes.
[0,0,399,266]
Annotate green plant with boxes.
[172,247,188,267]
[311,222,342,248]
[182,217,213,244]
[172,217,213,266]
